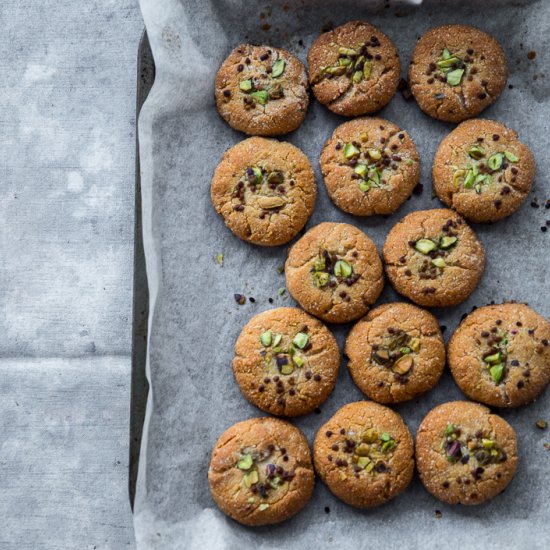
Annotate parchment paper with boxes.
[135,1,550,548]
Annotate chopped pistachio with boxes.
[464,169,475,188]
[446,68,464,86]
[415,238,437,254]
[440,236,457,249]
[237,453,253,470]
[280,363,294,375]
[484,352,501,364]
[437,56,461,70]
[251,165,263,183]
[325,65,346,76]
[313,257,326,272]
[358,180,371,192]
[273,333,282,347]
[258,503,270,511]
[257,195,285,209]
[339,57,352,66]
[271,59,286,78]
[354,163,368,178]
[356,456,370,469]
[474,183,482,194]
[239,79,253,92]
[352,70,363,83]
[272,346,282,353]
[247,497,256,504]
[334,259,353,278]
[338,46,357,56]
[216,253,224,267]
[343,142,360,159]
[243,470,259,487]
[393,354,413,375]
[260,331,272,347]
[365,461,375,473]
[313,271,330,287]
[293,332,309,349]
[368,149,382,160]
[482,438,494,450]
[380,433,391,442]
[442,48,452,60]
[360,132,369,142]
[363,61,372,79]
[355,443,370,456]
[363,428,378,443]
[408,337,421,352]
[382,439,396,453]
[278,288,286,296]
[487,152,504,171]
[445,424,455,436]
[293,355,304,368]
[504,151,519,163]
[432,258,446,268]
[268,475,281,489]
[468,145,486,160]
[250,90,268,104]
[489,363,504,384]
[453,169,466,189]
[400,346,411,355]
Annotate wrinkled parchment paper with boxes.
[135,1,550,548]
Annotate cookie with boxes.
[208,417,315,525]
[211,137,316,246]
[416,401,518,505]
[409,25,508,123]
[320,117,420,216]
[215,44,309,136]
[313,401,414,508]
[382,209,485,307]
[285,222,384,324]
[233,307,340,417]
[448,303,550,408]
[345,302,445,403]
[432,119,535,222]
[308,21,400,117]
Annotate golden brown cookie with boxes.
[313,401,414,508]
[345,302,445,403]
[211,137,316,246]
[320,117,420,216]
[215,44,309,136]
[308,21,400,117]
[208,417,315,525]
[448,303,550,408]
[233,307,340,417]
[285,222,384,324]
[432,119,535,222]
[416,401,518,505]
[382,209,485,307]
[409,25,508,123]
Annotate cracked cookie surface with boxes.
[308,21,400,117]
[448,303,550,408]
[208,417,314,525]
[211,137,316,246]
[416,401,518,505]
[382,208,485,307]
[313,401,414,508]
[233,307,340,417]
[409,25,507,123]
[433,119,535,222]
[320,117,420,216]
[215,44,309,136]
[346,302,445,403]
[285,222,384,323]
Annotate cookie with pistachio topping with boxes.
[285,222,384,324]
[409,25,508,123]
[320,118,420,216]
[208,417,315,525]
[313,401,414,508]
[448,303,550,408]
[346,302,445,403]
[215,44,309,136]
[416,401,518,505]
[233,307,340,417]
[382,209,485,307]
[433,119,535,222]
[211,137,316,246]
[308,21,400,117]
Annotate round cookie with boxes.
[215,44,309,136]
[208,417,315,525]
[313,401,414,508]
[382,209,485,307]
[448,303,550,408]
[320,117,420,216]
[416,401,518,505]
[308,21,400,117]
[285,222,384,324]
[233,307,340,417]
[211,137,316,246]
[432,119,535,222]
[345,302,445,403]
[409,25,508,123]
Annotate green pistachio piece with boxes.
[484,352,501,364]
[293,332,309,349]
[463,169,475,188]
[355,443,370,456]
[432,258,446,268]
[272,346,282,353]
[216,253,224,267]
[363,61,372,79]
[250,90,268,104]
[437,56,461,70]
[453,169,466,189]
[314,257,326,272]
[352,70,363,83]
[468,145,486,159]
[440,236,458,249]
[258,503,270,511]
[441,48,452,60]
[338,46,357,56]
[239,79,253,92]
[354,163,368,178]
[272,333,282,347]
[237,453,253,470]
[408,337,421,352]
[400,346,411,355]
[393,355,413,375]
[343,142,360,159]
[445,424,455,436]
[382,440,396,453]
[380,433,392,442]
[313,271,330,287]
[474,183,482,194]
[482,438,494,449]
[251,166,263,184]
[334,259,353,278]
[260,331,272,347]
[489,363,504,383]
[271,59,286,78]
[339,57,352,66]
[243,470,259,487]
[368,149,382,160]
[362,428,378,443]
[446,68,464,86]
[293,355,304,368]
[325,65,346,76]
[365,461,375,473]
[247,497,256,504]
[358,180,371,192]
[504,151,519,163]
[280,363,294,375]
[415,239,437,254]
[368,168,381,185]
[278,288,286,296]
[356,456,370,469]
[268,475,281,489]
[487,153,504,171]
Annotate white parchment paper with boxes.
[135,1,550,548]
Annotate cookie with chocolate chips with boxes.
[346,302,445,403]
[416,401,518,505]
[313,401,414,508]
[433,119,535,222]
[409,25,508,123]
[448,303,550,407]
[233,307,340,417]
[308,21,401,116]
[211,137,316,246]
[215,44,309,135]
[382,209,485,307]
[320,117,420,216]
[285,222,384,324]
[208,417,315,525]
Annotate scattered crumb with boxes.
[536,419,548,430]
[435,510,442,519]
[278,287,286,296]
[527,51,537,60]
[234,294,246,305]
[216,253,223,267]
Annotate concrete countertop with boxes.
[0,0,144,547]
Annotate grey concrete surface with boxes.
[0,0,143,548]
